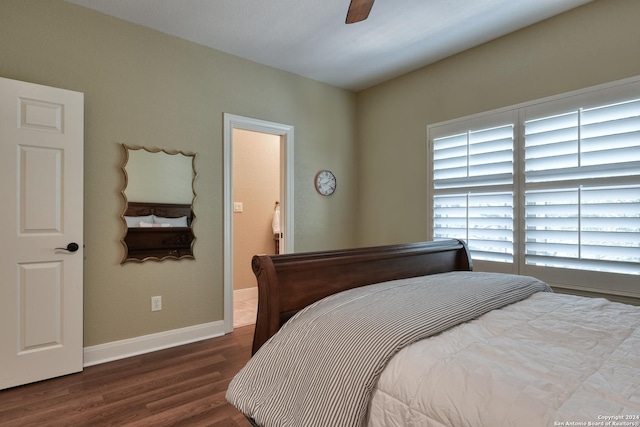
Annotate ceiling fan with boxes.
[346,0,375,24]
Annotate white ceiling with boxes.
[65,0,593,92]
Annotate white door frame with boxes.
[223,113,294,333]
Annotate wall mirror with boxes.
[120,144,197,263]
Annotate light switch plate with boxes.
[151,295,162,312]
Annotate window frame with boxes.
[427,75,640,298]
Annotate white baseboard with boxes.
[234,287,258,302]
[83,320,226,367]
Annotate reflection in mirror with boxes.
[120,144,197,263]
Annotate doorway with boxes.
[232,129,279,328]
[223,114,294,333]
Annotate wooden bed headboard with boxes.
[250,239,473,354]
[124,201,193,225]
[122,201,195,262]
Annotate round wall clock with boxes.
[314,170,336,196]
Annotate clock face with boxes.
[315,170,336,196]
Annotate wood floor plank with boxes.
[0,326,254,427]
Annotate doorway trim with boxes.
[223,113,294,333]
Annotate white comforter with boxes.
[227,272,550,427]
[368,292,640,427]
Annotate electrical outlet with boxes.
[151,295,162,312]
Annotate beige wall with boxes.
[233,130,280,291]
[0,0,357,346]
[355,0,640,247]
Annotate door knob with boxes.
[56,242,79,252]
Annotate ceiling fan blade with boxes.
[346,0,375,24]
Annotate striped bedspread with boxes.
[226,271,551,427]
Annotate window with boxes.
[428,76,640,295]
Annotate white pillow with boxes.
[153,215,188,227]
[125,215,153,228]
[139,221,171,228]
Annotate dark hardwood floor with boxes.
[0,326,255,427]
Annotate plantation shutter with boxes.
[433,124,514,262]
[523,99,640,274]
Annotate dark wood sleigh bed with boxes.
[230,239,640,427]
[250,239,473,354]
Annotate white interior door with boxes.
[0,77,84,390]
